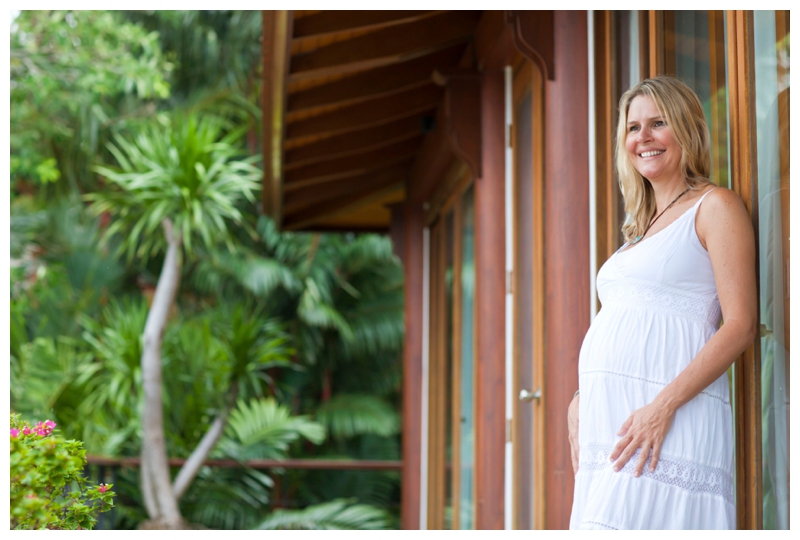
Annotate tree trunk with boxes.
[172,382,239,501]
[140,218,186,529]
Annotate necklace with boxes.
[632,187,691,244]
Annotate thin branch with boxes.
[172,382,239,501]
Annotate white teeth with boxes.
[640,150,664,157]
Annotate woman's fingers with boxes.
[616,415,632,437]
[633,443,650,477]
[650,443,661,472]
[610,436,635,469]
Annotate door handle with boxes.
[519,388,541,403]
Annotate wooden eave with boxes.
[261,9,484,232]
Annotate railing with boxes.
[86,455,402,470]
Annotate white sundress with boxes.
[570,189,735,530]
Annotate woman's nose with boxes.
[637,126,652,142]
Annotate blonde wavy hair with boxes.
[615,76,714,243]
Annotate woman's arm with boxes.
[609,188,758,477]
[568,393,580,474]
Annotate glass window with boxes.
[753,10,790,530]
[458,185,475,529]
[665,11,730,187]
[426,181,475,529]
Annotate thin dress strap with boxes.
[693,187,718,208]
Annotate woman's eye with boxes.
[628,125,639,132]
[654,120,665,127]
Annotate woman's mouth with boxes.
[639,150,665,158]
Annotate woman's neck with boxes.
[650,175,688,213]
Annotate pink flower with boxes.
[22,426,32,436]
[33,420,56,437]
[10,428,19,438]
[98,484,108,493]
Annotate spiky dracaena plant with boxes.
[86,112,260,529]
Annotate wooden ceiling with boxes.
[262,10,482,231]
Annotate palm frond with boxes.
[255,499,393,530]
[315,394,400,440]
[217,398,325,461]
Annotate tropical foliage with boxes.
[10,9,404,530]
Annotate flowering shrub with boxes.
[9,414,115,529]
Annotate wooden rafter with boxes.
[285,85,442,142]
[284,138,421,190]
[289,10,481,79]
[293,10,434,38]
[284,179,405,231]
[284,116,423,169]
[287,44,464,113]
[283,165,410,214]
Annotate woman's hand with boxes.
[568,393,580,474]
[609,400,676,477]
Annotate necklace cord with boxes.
[632,187,691,244]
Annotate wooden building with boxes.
[260,10,790,530]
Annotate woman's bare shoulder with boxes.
[696,186,752,247]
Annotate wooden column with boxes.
[261,10,292,226]
[401,194,424,530]
[473,68,508,531]
[542,10,590,529]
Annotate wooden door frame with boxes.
[509,56,547,530]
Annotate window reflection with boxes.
[753,10,790,530]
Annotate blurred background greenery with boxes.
[10,10,404,529]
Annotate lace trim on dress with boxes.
[583,520,618,530]
[600,279,721,327]
[582,369,730,405]
[580,443,735,505]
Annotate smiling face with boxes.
[624,94,683,184]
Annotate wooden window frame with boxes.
[426,217,446,529]
[425,166,475,529]
[509,56,547,530]
[726,10,762,530]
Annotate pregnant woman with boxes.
[568,76,757,530]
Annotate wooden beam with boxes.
[504,11,555,80]
[284,138,421,190]
[287,45,464,113]
[286,85,442,142]
[410,106,455,205]
[473,65,506,532]
[433,68,482,178]
[283,165,409,214]
[284,116,423,169]
[283,180,405,230]
[261,10,293,227]
[293,10,434,38]
[401,198,424,529]
[290,11,481,79]
[474,10,507,70]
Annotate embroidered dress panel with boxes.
[569,189,735,530]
